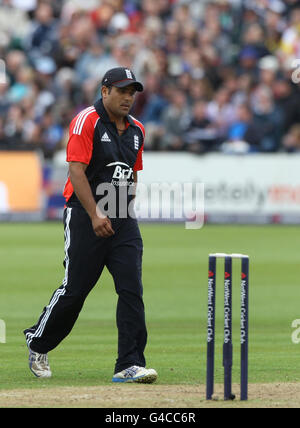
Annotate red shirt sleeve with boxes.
[66,107,99,165]
[132,118,145,172]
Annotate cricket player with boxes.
[24,67,157,384]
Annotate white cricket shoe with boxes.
[112,365,158,383]
[28,348,52,378]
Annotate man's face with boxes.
[102,84,137,118]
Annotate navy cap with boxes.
[102,67,144,92]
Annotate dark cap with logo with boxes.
[102,67,144,92]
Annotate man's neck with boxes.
[104,104,126,128]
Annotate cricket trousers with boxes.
[24,207,147,373]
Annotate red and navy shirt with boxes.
[63,99,145,211]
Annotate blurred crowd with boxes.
[1,0,300,158]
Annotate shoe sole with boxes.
[134,373,157,384]
[112,373,157,384]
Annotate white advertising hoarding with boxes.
[51,151,300,223]
[138,153,300,223]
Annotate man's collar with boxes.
[94,98,110,122]
[94,98,135,126]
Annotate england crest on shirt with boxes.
[134,135,139,150]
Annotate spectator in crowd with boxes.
[5,50,27,87]
[282,123,300,152]
[25,1,59,61]
[264,2,286,53]
[242,22,270,60]
[0,77,10,117]
[272,77,300,133]
[251,84,284,151]
[184,100,218,154]
[3,104,26,147]
[207,87,236,140]
[0,0,300,157]
[278,7,300,63]
[222,103,260,153]
[258,55,280,86]
[30,106,64,158]
[138,73,169,150]
[160,88,190,151]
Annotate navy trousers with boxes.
[24,207,147,373]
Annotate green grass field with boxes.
[0,222,299,406]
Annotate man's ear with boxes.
[102,86,113,99]
[101,85,108,99]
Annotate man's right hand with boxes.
[91,215,115,238]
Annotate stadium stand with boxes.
[1,0,300,158]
